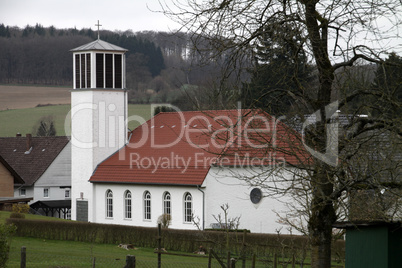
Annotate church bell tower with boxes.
[70,31,128,222]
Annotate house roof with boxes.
[0,136,70,186]
[0,154,24,184]
[70,39,128,52]
[0,197,33,204]
[90,110,311,186]
[30,200,71,209]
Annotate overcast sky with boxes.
[0,0,180,32]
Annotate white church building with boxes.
[70,38,309,234]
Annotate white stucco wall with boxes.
[71,89,128,221]
[14,186,34,200]
[32,186,69,202]
[92,183,203,230]
[203,166,300,234]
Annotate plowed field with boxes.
[0,85,70,110]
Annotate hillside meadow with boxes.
[0,104,157,137]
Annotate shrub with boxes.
[157,214,172,228]
[0,224,17,267]
[9,213,25,219]
[12,204,30,214]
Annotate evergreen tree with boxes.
[371,52,402,119]
[242,24,313,115]
[34,116,57,136]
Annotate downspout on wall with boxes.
[197,185,205,230]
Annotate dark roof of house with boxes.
[0,136,70,186]
[0,197,33,204]
[0,154,24,184]
[90,110,311,186]
[30,200,71,209]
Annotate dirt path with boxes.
[0,85,71,110]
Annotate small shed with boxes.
[333,221,402,268]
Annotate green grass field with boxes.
[7,236,217,268]
[0,211,67,224]
[0,104,157,137]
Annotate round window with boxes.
[250,188,262,204]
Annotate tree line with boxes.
[0,24,165,86]
[0,24,230,107]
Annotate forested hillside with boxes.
[0,23,232,108]
[0,24,164,85]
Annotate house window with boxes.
[144,191,151,220]
[124,190,132,219]
[184,192,192,223]
[106,190,113,218]
[43,188,49,198]
[20,188,26,196]
[163,192,171,215]
[65,189,70,198]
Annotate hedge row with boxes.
[6,218,344,258]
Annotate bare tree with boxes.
[161,1,402,267]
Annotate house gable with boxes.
[0,136,70,186]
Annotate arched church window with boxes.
[124,190,132,219]
[184,193,192,223]
[106,190,113,218]
[163,192,171,215]
[144,191,151,220]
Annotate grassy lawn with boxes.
[0,104,158,137]
[1,212,214,267]
[7,236,216,268]
[8,236,315,268]
[0,211,67,224]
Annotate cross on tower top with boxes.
[95,20,102,39]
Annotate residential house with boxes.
[0,134,71,218]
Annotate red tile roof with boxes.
[90,110,311,185]
[0,136,70,186]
